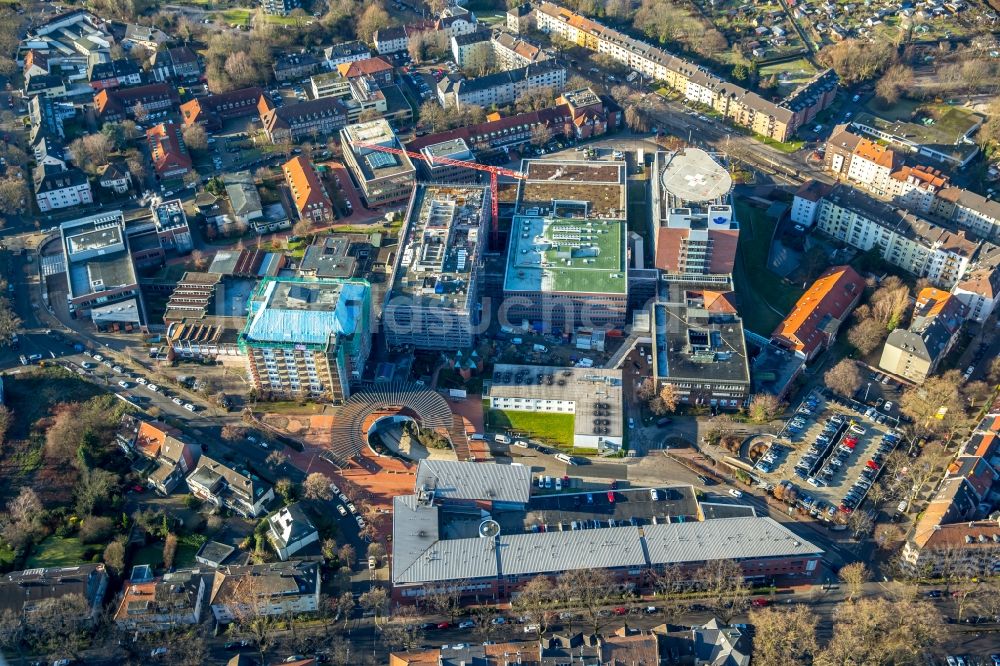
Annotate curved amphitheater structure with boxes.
[329,382,471,462]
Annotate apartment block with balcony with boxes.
[186,456,275,518]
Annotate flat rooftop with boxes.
[60,211,137,300]
[518,159,626,218]
[652,291,751,386]
[490,364,623,440]
[390,184,489,310]
[240,277,368,349]
[852,108,982,163]
[422,137,472,160]
[504,215,627,294]
[656,149,732,207]
[342,119,415,182]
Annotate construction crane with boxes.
[353,141,525,250]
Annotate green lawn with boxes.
[486,409,575,448]
[214,7,302,25]
[26,537,88,568]
[734,200,803,335]
[758,58,819,98]
[754,134,807,153]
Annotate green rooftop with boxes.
[504,216,627,295]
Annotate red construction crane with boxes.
[353,141,525,249]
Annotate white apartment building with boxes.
[816,188,978,288]
[844,139,898,197]
[440,61,566,110]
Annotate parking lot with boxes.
[759,390,901,520]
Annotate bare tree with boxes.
[512,576,556,637]
[748,605,819,666]
[825,359,863,398]
[816,598,943,665]
[357,3,391,43]
[694,559,750,623]
[181,123,208,152]
[423,583,464,623]
[557,568,618,633]
[747,394,782,424]
[359,586,390,627]
[302,472,333,500]
[847,318,888,355]
[381,605,423,649]
[838,562,870,601]
[229,573,279,662]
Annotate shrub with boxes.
[79,516,116,544]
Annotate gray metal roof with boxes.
[395,534,499,585]
[643,517,822,565]
[498,526,646,576]
[415,460,532,505]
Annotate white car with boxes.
[112,365,123,373]
[347,502,357,514]
[118,380,131,389]
[151,647,168,657]
[356,516,365,528]
[172,397,183,405]
[628,417,635,429]
[459,620,476,629]
[136,377,148,385]
[330,483,340,494]
[337,505,347,516]
[183,403,196,412]
[146,383,159,392]
[513,440,529,448]
[339,493,349,503]
[728,488,744,498]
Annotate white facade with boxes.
[37,178,92,212]
[790,194,819,227]
[845,154,893,196]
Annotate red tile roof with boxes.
[282,156,331,216]
[146,121,191,176]
[771,265,864,358]
[337,57,393,79]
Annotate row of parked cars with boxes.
[329,481,366,530]
[795,412,849,482]
[839,430,899,514]
[785,393,823,438]
[82,351,198,412]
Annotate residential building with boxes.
[879,287,967,383]
[261,0,300,16]
[451,30,492,69]
[383,184,489,350]
[98,160,133,194]
[342,75,389,124]
[259,97,348,143]
[323,41,371,68]
[113,570,205,632]
[340,120,416,206]
[195,541,238,568]
[373,22,435,55]
[651,285,751,409]
[238,277,372,402]
[273,52,322,82]
[336,56,394,87]
[28,95,74,144]
[24,73,66,98]
[660,620,751,666]
[282,156,334,224]
[418,138,477,183]
[147,122,192,179]
[186,455,275,518]
[887,165,948,215]
[933,186,1000,242]
[556,87,617,139]
[851,109,983,167]
[438,6,479,37]
[489,364,624,451]
[437,60,567,110]
[33,164,92,213]
[503,160,629,329]
[150,46,201,82]
[506,2,533,34]
[790,180,833,228]
[95,83,179,123]
[901,410,1000,575]
[533,1,837,142]
[121,417,200,494]
[224,171,265,226]
[812,186,979,288]
[208,560,321,623]
[267,503,319,560]
[33,135,66,170]
[491,31,547,70]
[770,265,864,361]
[951,254,1000,324]
[180,88,264,130]
[60,211,142,323]
[0,564,108,620]
[390,461,823,600]
[87,58,142,91]
[651,149,737,281]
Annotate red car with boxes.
[844,437,859,447]
[131,484,145,493]
[607,491,616,503]
[437,622,450,630]
[750,598,769,608]
[839,504,854,514]
[613,607,628,615]
[866,460,880,470]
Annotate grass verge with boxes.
[485,409,575,448]
[26,537,88,568]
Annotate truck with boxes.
[448,388,467,400]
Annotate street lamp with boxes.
[864,382,872,402]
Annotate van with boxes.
[495,434,511,444]
[554,453,574,464]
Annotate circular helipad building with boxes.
[657,148,733,206]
